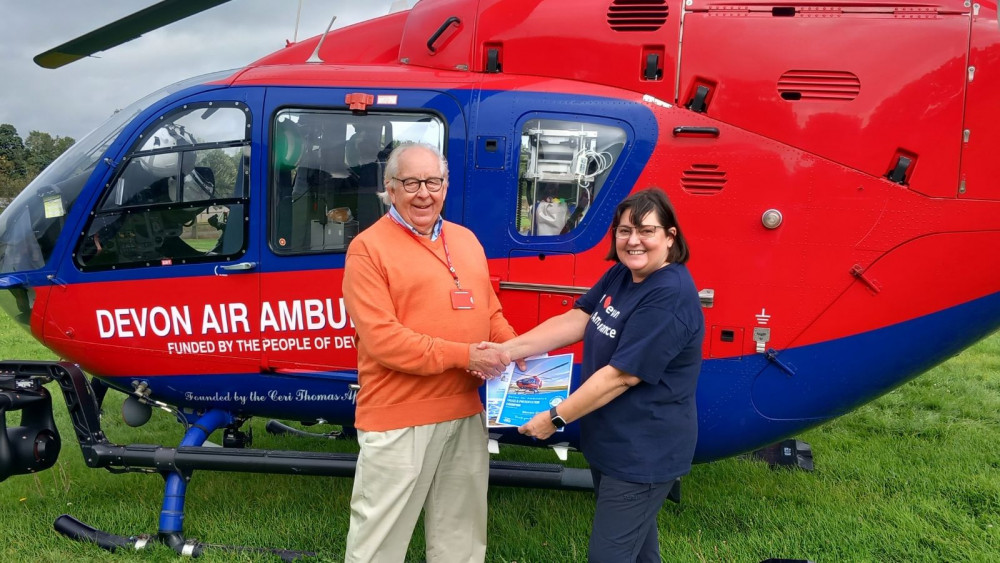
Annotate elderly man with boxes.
[342,142,515,562]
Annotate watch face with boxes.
[550,407,566,428]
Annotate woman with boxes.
[502,188,704,563]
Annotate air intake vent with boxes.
[778,70,861,101]
[607,0,669,32]
[681,164,726,194]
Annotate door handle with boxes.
[672,126,720,138]
[214,262,257,276]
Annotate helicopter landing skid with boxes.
[749,439,815,471]
[265,418,356,439]
[1,360,594,558]
[53,514,313,561]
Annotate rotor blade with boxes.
[521,361,570,378]
[34,0,233,69]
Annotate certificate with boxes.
[486,353,573,429]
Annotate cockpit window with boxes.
[269,109,444,254]
[516,119,626,237]
[76,102,251,270]
[100,106,249,212]
[138,107,247,149]
[0,70,237,275]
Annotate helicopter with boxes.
[3,0,1000,556]
[515,375,543,392]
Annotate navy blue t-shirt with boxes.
[575,262,705,483]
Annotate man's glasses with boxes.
[614,225,667,239]
[393,177,445,193]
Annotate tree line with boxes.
[0,123,75,202]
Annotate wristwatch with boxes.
[549,406,566,429]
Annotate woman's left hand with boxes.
[518,411,556,440]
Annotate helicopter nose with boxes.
[0,186,59,330]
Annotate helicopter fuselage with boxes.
[3,0,1000,463]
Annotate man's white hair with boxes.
[378,142,449,206]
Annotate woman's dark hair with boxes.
[605,188,690,264]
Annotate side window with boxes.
[517,119,626,236]
[270,110,444,254]
[76,104,250,269]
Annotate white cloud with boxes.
[0,0,409,140]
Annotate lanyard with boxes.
[389,215,461,289]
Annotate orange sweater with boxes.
[343,215,516,431]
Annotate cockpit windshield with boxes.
[0,70,236,274]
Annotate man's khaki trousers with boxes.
[345,413,489,563]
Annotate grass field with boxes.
[1,312,998,562]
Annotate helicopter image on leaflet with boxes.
[3,0,1000,557]
[515,375,543,392]
[511,357,571,393]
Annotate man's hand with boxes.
[476,341,527,372]
[467,343,510,379]
[518,410,556,440]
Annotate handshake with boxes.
[466,341,527,380]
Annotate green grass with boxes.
[2,312,999,562]
[184,238,221,252]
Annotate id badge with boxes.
[450,289,475,310]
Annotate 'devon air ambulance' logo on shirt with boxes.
[590,294,619,339]
[603,295,620,319]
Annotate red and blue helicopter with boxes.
[515,375,543,392]
[2,0,1000,556]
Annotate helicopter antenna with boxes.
[293,0,303,43]
[306,14,337,64]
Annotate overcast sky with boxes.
[0,1,413,141]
